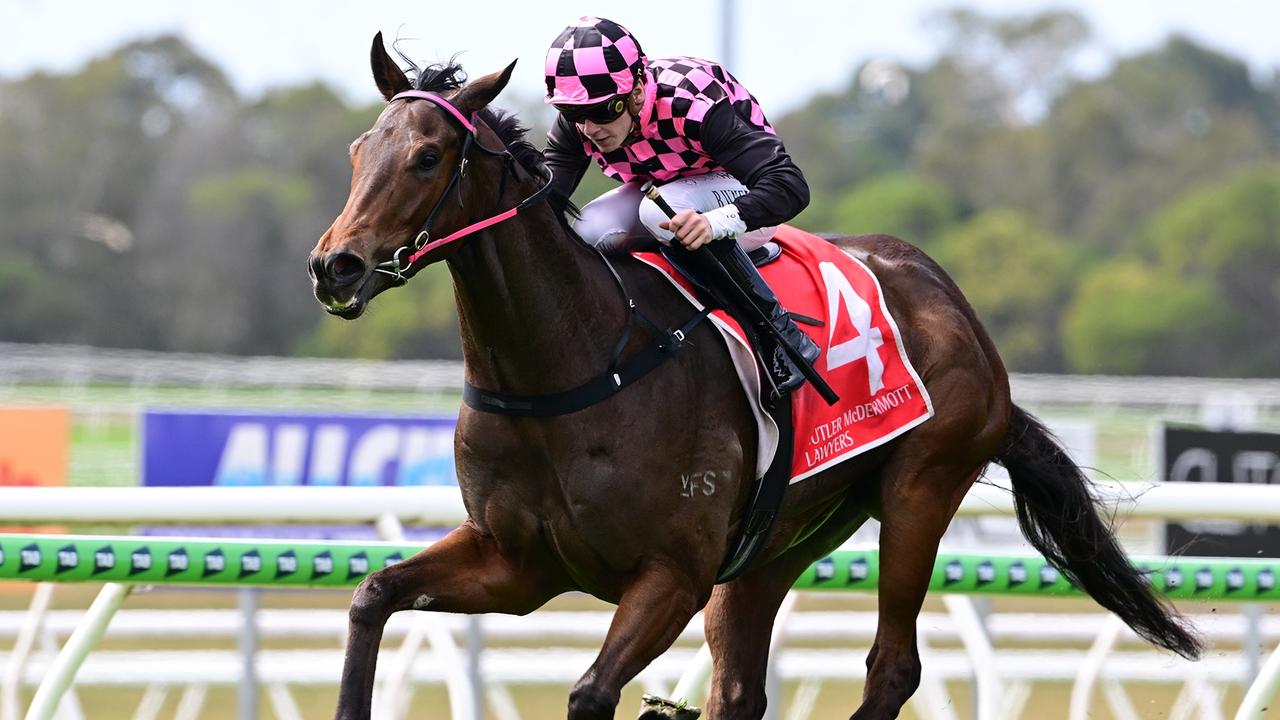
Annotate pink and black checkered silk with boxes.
[545,17,646,105]
[584,57,776,184]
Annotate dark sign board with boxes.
[1163,426,1280,557]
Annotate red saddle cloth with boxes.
[634,225,934,482]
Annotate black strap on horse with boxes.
[463,305,710,416]
[715,391,792,583]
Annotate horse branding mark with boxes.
[680,471,722,497]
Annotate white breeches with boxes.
[572,171,777,254]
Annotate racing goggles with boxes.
[555,95,628,125]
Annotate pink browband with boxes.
[389,91,476,132]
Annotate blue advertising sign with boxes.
[143,410,457,488]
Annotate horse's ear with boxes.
[451,59,518,116]
[371,32,411,101]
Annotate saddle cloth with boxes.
[634,225,934,482]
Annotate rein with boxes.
[373,91,556,284]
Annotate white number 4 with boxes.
[819,261,885,393]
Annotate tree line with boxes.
[1,10,1276,376]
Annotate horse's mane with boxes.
[392,50,578,218]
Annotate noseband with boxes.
[373,90,555,284]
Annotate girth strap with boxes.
[462,308,711,417]
[715,392,793,583]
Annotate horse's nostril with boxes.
[326,252,367,284]
[308,253,326,281]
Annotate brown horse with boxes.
[307,34,1200,720]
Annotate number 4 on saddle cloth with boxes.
[634,225,934,483]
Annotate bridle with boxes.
[373,90,555,284]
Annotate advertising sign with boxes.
[0,407,69,535]
[143,410,456,488]
[0,407,68,488]
[1163,425,1280,557]
[142,410,457,540]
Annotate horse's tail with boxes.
[995,404,1203,659]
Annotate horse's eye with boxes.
[417,151,439,171]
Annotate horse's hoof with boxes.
[638,694,702,720]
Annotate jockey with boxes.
[543,16,820,395]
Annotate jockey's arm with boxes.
[699,101,810,233]
[544,114,592,204]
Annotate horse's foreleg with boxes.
[335,521,559,720]
[567,562,707,720]
[852,464,981,720]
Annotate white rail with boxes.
[0,486,466,525]
[22,584,130,720]
[0,647,1257,688]
[0,342,464,393]
[2,608,1278,648]
[958,478,1280,522]
[1,480,1279,526]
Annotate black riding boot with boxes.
[707,238,821,394]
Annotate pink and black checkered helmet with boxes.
[544,17,646,105]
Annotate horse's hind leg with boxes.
[852,461,983,720]
[335,521,561,720]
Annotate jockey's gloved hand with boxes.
[660,203,747,250]
[661,209,707,249]
[702,203,748,240]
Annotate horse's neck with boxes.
[449,202,628,393]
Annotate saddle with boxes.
[748,241,782,267]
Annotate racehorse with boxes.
[307,34,1201,720]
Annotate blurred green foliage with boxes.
[933,210,1079,371]
[817,173,958,247]
[1062,261,1225,375]
[0,11,1276,376]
